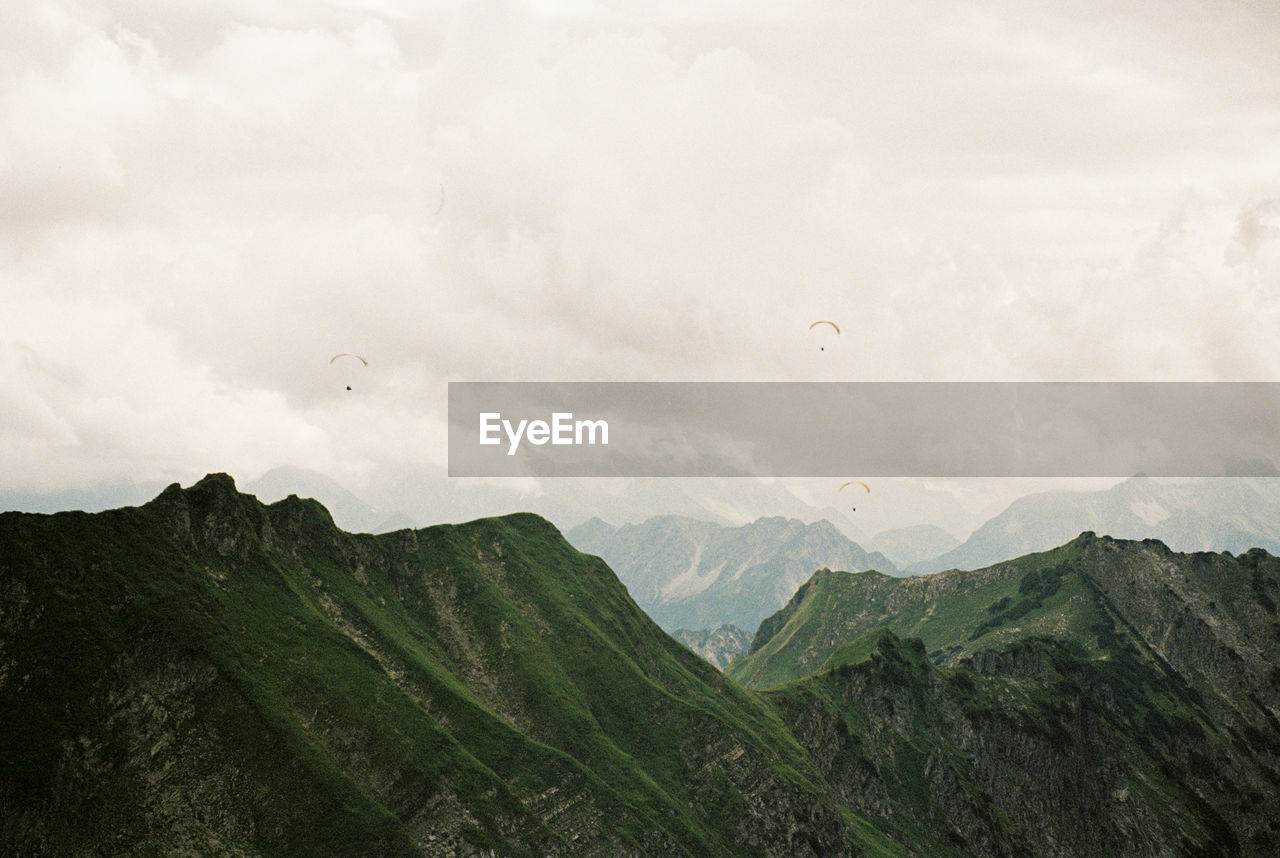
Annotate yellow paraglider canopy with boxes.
[839,480,870,493]
[809,320,840,334]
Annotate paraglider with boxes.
[810,320,840,350]
[330,353,368,391]
[840,479,869,511]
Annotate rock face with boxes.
[567,514,897,633]
[0,475,875,857]
[670,624,752,669]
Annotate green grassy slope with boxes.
[733,534,1127,688]
[0,474,898,857]
[732,533,1280,706]
[727,531,1280,855]
[8,479,1280,856]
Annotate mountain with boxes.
[0,475,894,857]
[245,465,417,534]
[567,514,897,633]
[368,468,878,541]
[910,476,1280,574]
[866,523,960,568]
[732,531,1280,690]
[732,533,1280,854]
[566,515,617,546]
[0,479,168,515]
[769,626,1280,856]
[669,624,752,669]
[8,478,1280,856]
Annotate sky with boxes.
[2,0,1279,534]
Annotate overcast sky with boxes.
[2,0,1279,519]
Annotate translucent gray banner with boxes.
[448,382,1280,477]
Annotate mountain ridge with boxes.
[567,513,897,633]
[910,477,1280,574]
[0,473,892,857]
[733,531,1280,694]
[738,533,1280,854]
[6,476,1280,855]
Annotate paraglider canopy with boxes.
[810,320,840,350]
[330,353,367,392]
[839,480,870,493]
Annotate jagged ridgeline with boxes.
[0,475,892,857]
[4,476,1280,856]
[734,534,1280,854]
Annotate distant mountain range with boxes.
[368,468,878,542]
[669,624,751,669]
[5,477,1280,854]
[231,473,1280,580]
[244,466,417,534]
[13,470,1280,579]
[865,523,960,567]
[567,514,898,633]
[910,476,1280,574]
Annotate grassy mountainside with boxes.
[0,475,896,857]
[729,533,1280,855]
[6,478,1280,857]
[731,532,1280,691]
[729,537,1099,689]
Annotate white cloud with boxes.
[3,0,1279,505]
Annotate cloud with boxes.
[0,309,332,492]
[1226,198,1280,266]
[3,0,1280,499]
[0,8,158,228]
